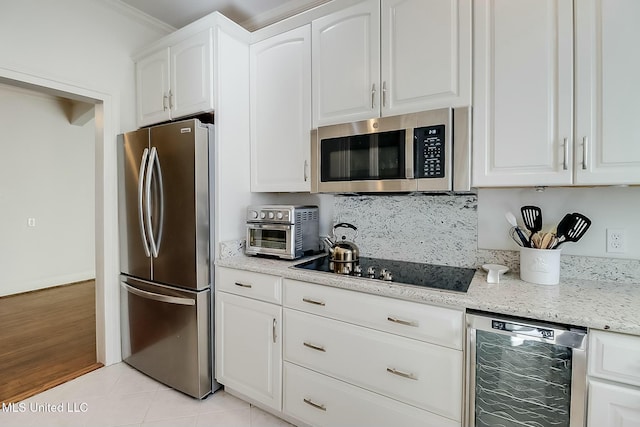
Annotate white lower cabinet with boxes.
[215,268,282,411]
[588,380,640,427]
[587,330,640,427]
[284,362,458,427]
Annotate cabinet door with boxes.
[171,29,213,120]
[575,0,640,185]
[312,0,380,127]
[588,380,640,427]
[381,0,471,116]
[472,0,574,187]
[215,291,282,411]
[250,25,311,192]
[136,48,171,127]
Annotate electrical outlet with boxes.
[606,228,626,253]
[27,218,36,227]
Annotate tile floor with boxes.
[0,363,294,427]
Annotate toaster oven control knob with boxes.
[276,212,283,220]
[250,210,258,219]
[268,211,275,219]
[260,211,266,219]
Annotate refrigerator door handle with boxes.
[121,282,195,306]
[153,147,164,255]
[138,148,151,257]
[145,147,159,258]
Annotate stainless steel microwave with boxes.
[311,107,471,193]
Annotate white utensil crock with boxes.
[519,247,562,285]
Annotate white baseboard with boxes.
[0,271,96,297]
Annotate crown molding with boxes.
[106,0,176,33]
[240,0,331,31]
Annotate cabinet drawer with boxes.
[284,362,459,427]
[589,330,640,387]
[217,267,281,304]
[283,309,462,421]
[283,279,463,349]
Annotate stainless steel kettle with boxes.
[324,223,359,274]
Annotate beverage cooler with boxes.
[466,312,588,427]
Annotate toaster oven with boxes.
[245,205,320,260]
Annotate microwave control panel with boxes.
[414,125,445,178]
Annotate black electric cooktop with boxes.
[293,255,475,293]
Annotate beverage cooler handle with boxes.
[137,148,151,257]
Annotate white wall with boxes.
[0,85,95,296]
[478,187,640,259]
[0,0,171,132]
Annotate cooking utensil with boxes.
[521,205,542,246]
[540,232,554,249]
[552,213,592,248]
[505,212,530,247]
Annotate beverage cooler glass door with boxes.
[466,313,587,427]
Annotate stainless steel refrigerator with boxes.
[117,118,219,399]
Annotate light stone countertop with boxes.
[216,255,640,336]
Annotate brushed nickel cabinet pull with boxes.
[168,89,174,109]
[563,138,569,170]
[371,83,376,108]
[272,318,277,344]
[303,398,326,411]
[234,282,252,288]
[582,136,588,170]
[162,94,169,111]
[304,160,309,182]
[386,367,417,380]
[382,81,387,107]
[302,297,325,306]
[387,316,418,327]
[303,342,326,352]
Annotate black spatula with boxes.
[553,213,592,248]
[521,205,542,247]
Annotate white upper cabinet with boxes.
[136,29,213,127]
[574,0,640,185]
[473,0,574,187]
[250,25,312,192]
[136,48,171,126]
[312,0,380,127]
[170,29,213,120]
[381,0,471,116]
[473,0,640,187]
[312,0,471,127]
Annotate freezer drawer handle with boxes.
[303,398,327,412]
[386,367,417,380]
[121,283,195,306]
[234,282,252,288]
[387,316,418,327]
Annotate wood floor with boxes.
[0,280,102,403]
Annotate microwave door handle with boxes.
[406,134,415,179]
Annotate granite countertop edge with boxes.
[215,255,640,337]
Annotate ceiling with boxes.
[120,0,331,31]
